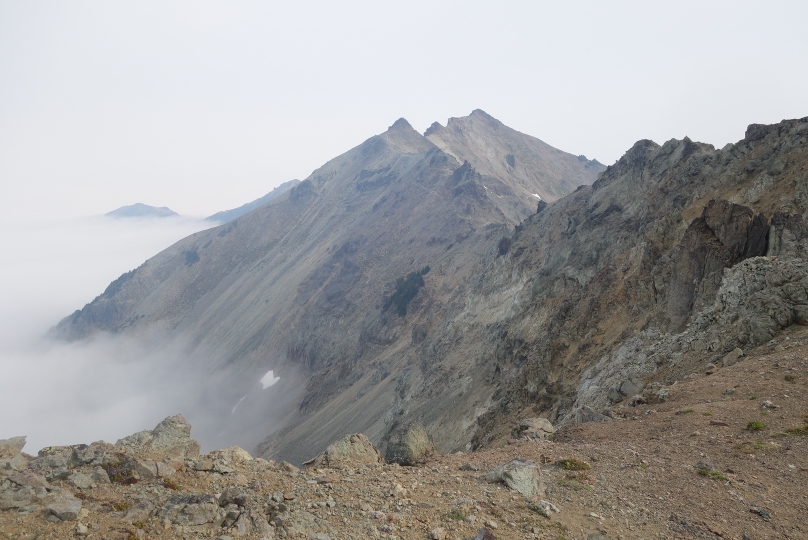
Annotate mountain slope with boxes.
[206,179,300,223]
[54,112,603,459]
[425,109,603,209]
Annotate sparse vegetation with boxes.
[784,374,796,383]
[747,421,767,431]
[162,478,180,490]
[697,468,728,481]
[785,418,808,436]
[528,502,550,518]
[102,458,138,485]
[447,507,467,521]
[703,412,712,416]
[676,409,695,415]
[557,458,590,471]
[111,501,131,512]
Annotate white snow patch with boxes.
[231,395,247,414]
[532,194,542,199]
[260,370,280,389]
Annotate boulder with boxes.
[303,434,382,468]
[125,499,155,523]
[619,377,644,397]
[0,436,26,459]
[116,414,200,458]
[385,423,437,466]
[160,493,224,526]
[485,458,544,499]
[47,496,82,521]
[722,348,744,367]
[517,418,557,439]
[0,486,39,511]
[8,470,50,490]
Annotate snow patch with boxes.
[260,370,280,389]
[532,194,542,199]
[231,395,247,414]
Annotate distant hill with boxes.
[105,203,179,218]
[206,180,300,223]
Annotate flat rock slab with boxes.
[47,497,82,521]
[304,433,382,468]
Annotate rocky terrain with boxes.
[2,330,807,540]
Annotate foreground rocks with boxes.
[2,339,808,539]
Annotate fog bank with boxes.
[0,215,303,455]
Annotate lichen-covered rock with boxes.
[303,434,382,468]
[385,423,437,466]
[485,458,544,499]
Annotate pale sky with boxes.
[2,1,807,220]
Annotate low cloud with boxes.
[0,215,302,456]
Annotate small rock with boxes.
[705,363,718,375]
[516,418,556,440]
[709,420,730,427]
[485,458,544,498]
[47,496,83,521]
[68,472,94,489]
[429,527,446,540]
[722,348,744,367]
[76,522,88,535]
[723,388,736,395]
[751,506,771,521]
[459,463,479,472]
[760,400,780,410]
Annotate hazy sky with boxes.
[2,1,807,221]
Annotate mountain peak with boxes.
[388,117,414,131]
[381,117,432,154]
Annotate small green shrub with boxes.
[703,412,712,416]
[557,458,590,471]
[784,374,796,383]
[697,468,728,481]
[447,508,467,521]
[676,409,695,415]
[747,421,767,431]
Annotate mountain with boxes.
[105,203,179,218]
[206,179,301,223]
[53,111,604,460]
[55,111,808,468]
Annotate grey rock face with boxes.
[485,458,544,499]
[384,423,437,466]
